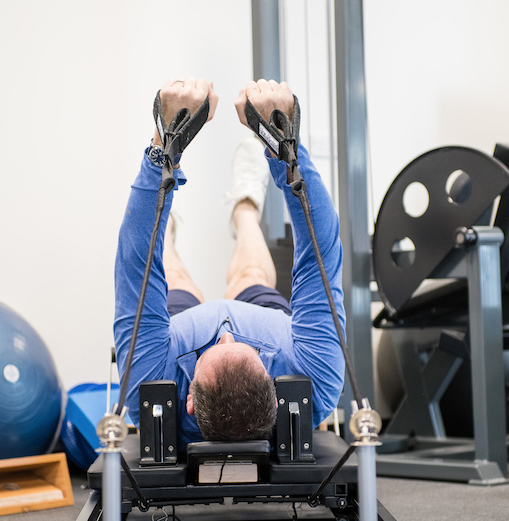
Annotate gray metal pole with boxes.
[467,227,507,477]
[358,446,378,521]
[251,0,285,244]
[252,2,375,424]
[251,0,281,82]
[103,451,121,521]
[97,411,128,520]
[334,0,374,440]
[351,399,382,520]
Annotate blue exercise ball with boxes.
[0,302,64,458]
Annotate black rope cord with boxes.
[294,178,363,407]
[116,94,209,414]
[308,444,357,507]
[245,95,364,407]
[288,151,361,507]
[248,97,365,505]
[117,184,169,413]
[109,96,209,516]
[120,453,150,511]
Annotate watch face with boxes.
[149,146,165,167]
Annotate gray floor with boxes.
[3,466,509,521]
[377,476,509,521]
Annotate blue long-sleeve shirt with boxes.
[114,142,346,447]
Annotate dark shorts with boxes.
[167,285,292,317]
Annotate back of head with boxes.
[192,356,277,441]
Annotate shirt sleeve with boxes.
[267,143,346,425]
[113,151,186,426]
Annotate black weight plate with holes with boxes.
[373,146,509,315]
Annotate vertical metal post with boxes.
[334,0,374,440]
[97,411,128,520]
[252,0,281,82]
[467,227,507,476]
[357,446,378,521]
[103,451,121,521]
[251,0,285,244]
[351,399,382,520]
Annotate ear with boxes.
[186,392,195,416]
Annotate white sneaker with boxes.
[225,136,270,217]
[166,210,181,245]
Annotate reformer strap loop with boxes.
[153,91,210,194]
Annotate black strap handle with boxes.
[244,95,300,166]
[153,92,210,193]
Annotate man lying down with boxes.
[114,76,346,447]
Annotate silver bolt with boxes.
[303,398,309,405]
[167,400,173,408]
[168,445,174,453]
[143,401,149,408]
[280,443,286,450]
[279,398,285,405]
[303,443,310,450]
[144,446,150,452]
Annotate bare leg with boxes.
[224,199,277,299]
[163,214,204,303]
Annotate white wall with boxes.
[0,0,253,390]
[364,0,509,226]
[282,0,509,225]
[2,0,509,394]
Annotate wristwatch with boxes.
[147,140,165,168]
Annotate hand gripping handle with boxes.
[244,94,300,166]
[153,92,210,193]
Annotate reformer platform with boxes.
[77,377,395,520]
[80,430,395,520]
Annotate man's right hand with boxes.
[153,77,219,146]
[234,79,294,129]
